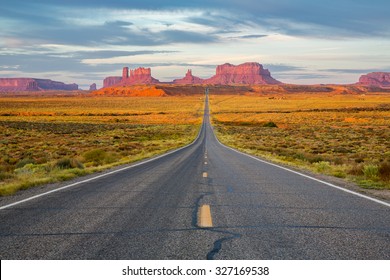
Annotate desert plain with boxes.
[0,84,389,198]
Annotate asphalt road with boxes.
[0,93,389,259]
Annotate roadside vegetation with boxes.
[210,93,390,190]
[0,95,203,195]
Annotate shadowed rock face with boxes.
[103,76,122,88]
[89,83,97,91]
[0,78,78,92]
[359,72,390,87]
[173,69,204,84]
[204,62,281,85]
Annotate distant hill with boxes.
[0,78,78,92]
[358,72,390,87]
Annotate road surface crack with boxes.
[192,192,241,260]
[206,229,241,260]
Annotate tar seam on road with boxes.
[192,180,241,260]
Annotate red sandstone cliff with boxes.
[103,67,159,87]
[102,62,281,87]
[103,76,122,88]
[0,78,78,92]
[173,69,204,84]
[359,72,390,87]
[203,62,281,85]
[35,79,78,90]
[120,67,160,85]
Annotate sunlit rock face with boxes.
[102,63,281,87]
[119,67,160,85]
[359,72,390,87]
[173,69,204,84]
[203,62,282,85]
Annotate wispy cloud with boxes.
[319,68,390,74]
[1,0,389,87]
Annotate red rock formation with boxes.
[103,67,159,87]
[359,72,390,87]
[173,69,204,84]
[0,78,78,92]
[203,62,281,85]
[35,79,78,90]
[102,62,281,87]
[122,67,129,79]
[120,67,160,85]
[0,78,39,91]
[103,76,122,88]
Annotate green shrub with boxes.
[363,164,379,180]
[82,149,118,166]
[332,169,346,178]
[55,158,84,169]
[83,149,107,165]
[15,158,35,169]
[0,171,14,181]
[379,161,390,181]
[263,121,278,128]
[313,161,331,173]
[308,155,324,163]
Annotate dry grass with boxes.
[0,95,204,195]
[211,93,390,190]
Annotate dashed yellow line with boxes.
[197,204,213,228]
[203,172,208,178]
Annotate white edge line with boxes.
[211,126,390,208]
[0,108,207,211]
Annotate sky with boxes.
[1,0,390,89]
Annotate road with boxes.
[0,93,389,259]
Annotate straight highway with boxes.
[0,92,389,259]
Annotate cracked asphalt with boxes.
[0,93,389,259]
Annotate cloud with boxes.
[69,50,177,59]
[238,35,268,39]
[0,65,20,70]
[1,0,390,86]
[5,0,388,39]
[0,49,178,74]
[7,22,159,46]
[3,0,389,53]
[1,11,219,47]
[160,30,217,44]
[266,64,306,73]
[319,68,390,74]
[276,73,332,80]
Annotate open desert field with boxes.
[210,92,390,190]
[0,94,204,195]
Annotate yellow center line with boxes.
[202,172,208,178]
[197,204,213,228]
